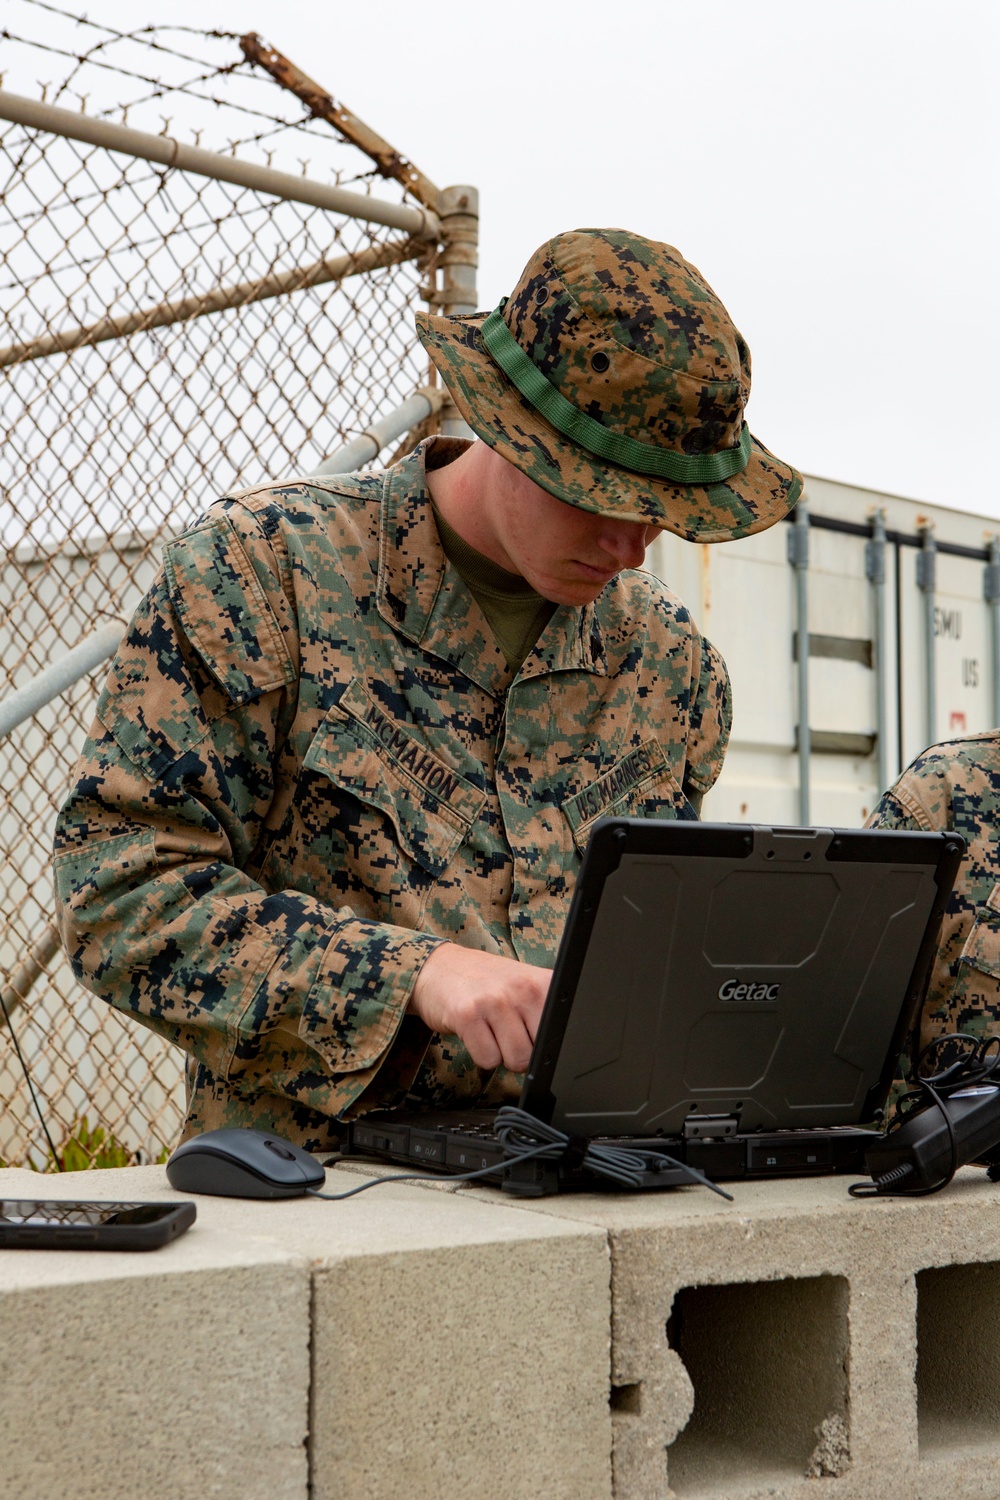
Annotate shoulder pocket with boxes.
[304,680,486,878]
[163,516,294,704]
[562,740,696,852]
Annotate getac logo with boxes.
[718,979,780,1002]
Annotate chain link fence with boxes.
[0,3,474,1167]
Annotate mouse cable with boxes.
[0,985,63,1170]
[307,1138,558,1200]
[308,1106,732,1202]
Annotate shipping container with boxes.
[648,473,1000,826]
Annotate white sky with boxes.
[11,0,1000,515]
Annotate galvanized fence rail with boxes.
[0,4,476,1168]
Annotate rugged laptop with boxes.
[346,819,963,1195]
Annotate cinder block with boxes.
[0,1162,613,1500]
[665,1273,849,1493]
[310,1227,610,1500]
[917,1259,1000,1455]
[484,1168,1000,1499]
[277,1163,613,1500]
[0,1166,310,1500]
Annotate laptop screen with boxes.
[523,820,963,1137]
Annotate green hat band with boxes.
[481,302,752,485]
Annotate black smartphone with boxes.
[0,1199,196,1251]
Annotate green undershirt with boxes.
[434,510,556,673]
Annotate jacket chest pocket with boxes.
[303,681,486,893]
[562,739,696,854]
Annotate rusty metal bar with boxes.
[311,387,448,476]
[0,921,60,1024]
[0,237,421,371]
[240,34,442,214]
[0,89,441,239]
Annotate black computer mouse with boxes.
[166,1128,327,1199]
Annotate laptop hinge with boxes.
[683,1114,740,1140]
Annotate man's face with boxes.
[483,447,660,606]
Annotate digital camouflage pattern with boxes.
[417,228,802,542]
[868,731,1000,1069]
[54,437,731,1150]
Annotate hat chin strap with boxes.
[481,302,751,486]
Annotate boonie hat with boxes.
[416,227,802,542]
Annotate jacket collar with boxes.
[377,438,607,695]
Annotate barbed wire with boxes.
[2,1,394,168]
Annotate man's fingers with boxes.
[487,1009,536,1074]
[464,1009,535,1073]
[408,944,552,1072]
[462,1017,503,1072]
[510,975,547,1050]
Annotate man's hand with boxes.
[408,943,551,1074]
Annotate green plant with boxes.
[50,1117,134,1172]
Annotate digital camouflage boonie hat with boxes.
[416,228,802,542]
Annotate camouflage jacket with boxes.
[54,438,732,1148]
[868,731,1000,1066]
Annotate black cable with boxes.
[307,1141,560,1201]
[0,987,63,1170]
[848,1160,916,1198]
[493,1106,734,1200]
[849,1165,912,1198]
[309,1106,733,1203]
[851,1032,1000,1198]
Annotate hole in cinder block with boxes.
[666,1274,849,1495]
[610,1381,642,1416]
[917,1261,1000,1455]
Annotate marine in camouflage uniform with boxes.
[54,229,802,1148]
[868,731,1000,1070]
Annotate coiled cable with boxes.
[309,1105,732,1202]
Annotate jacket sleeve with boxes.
[867,769,933,833]
[53,505,441,1121]
[680,631,732,814]
[866,756,1000,1061]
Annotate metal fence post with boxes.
[436,185,479,438]
[866,508,889,796]
[917,524,937,747]
[985,535,1000,728]
[788,498,811,823]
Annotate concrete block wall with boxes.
[0,1163,612,1500]
[3,1162,1000,1498]
[0,1168,311,1500]
[503,1170,1000,1499]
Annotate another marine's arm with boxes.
[680,628,732,816]
[868,743,1000,1057]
